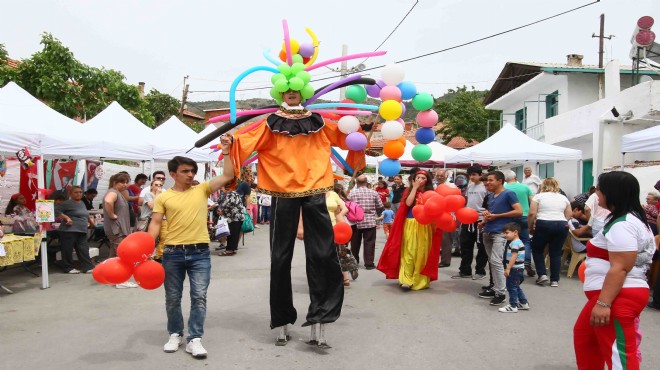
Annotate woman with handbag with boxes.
[218,187,245,256]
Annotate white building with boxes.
[484,54,660,198]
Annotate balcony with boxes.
[523,123,545,141]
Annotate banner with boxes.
[49,159,78,192]
[19,160,38,211]
[82,160,101,191]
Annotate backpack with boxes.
[344,200,365,223]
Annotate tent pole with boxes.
[620,153,625,171]
[36,156,49,290]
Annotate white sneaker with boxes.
[115,282,139,289]
[186,338,207,358]
[498,304,518,313]
[67,269,81,274]
[517,302,531,310]
[163,334,183,353]
[550,281,559,287]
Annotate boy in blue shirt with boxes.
[377,201,395,239]
[499,222,530,313]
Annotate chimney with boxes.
[566,54,583,67]
[138,82,145,98]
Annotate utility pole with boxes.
[179,75,189,120]
[339,45,348,100]
[592,14,614,99]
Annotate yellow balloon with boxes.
[282,39,300,55]
[379,100,403,121]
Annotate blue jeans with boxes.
[506,268,527,305]
[163,247,211,341]
[516,217,532,265]
[531,220,568,282]
[260,206,271,223]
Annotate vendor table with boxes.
[0,234,38,293]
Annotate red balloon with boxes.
[434,212,454,228]
[435,184,455,197]
[101,257,134,285]
[578,262,586,283]
[450,187,462,196]
[445,195,467,212]
[424,196,447,217]
[133,260,166,290]
[420,190,439,205]
[117,231,156,264]
[92,261,109,284]
[303,57,311,64]
[440,219,457,232]
[455,208,479,224]
[333,222,353,244]
[412,205,432,224]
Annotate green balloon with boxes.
[296,71,311,84]
[270,87,281,100]
[411,144,432,162]
[288,77,304,91]
[292,54,304,64]
[412,93,434,111]
[271,73,286,85]
[274,79,289,92]
[301,84,315,99]
[275,97,282,105]
[290,62,305,75]
[277,63,291,77]
[345,85,367,103]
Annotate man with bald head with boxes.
[434,168,457,267]
[349,175,384,269]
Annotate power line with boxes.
[361,0,419,64]
[189,0,599,94]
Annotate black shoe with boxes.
[365,265,376,270]
[647,302,660,310]
[451,249,461,257]
[438,263,450,268]
[451,273,472,279]
[481,284,493,290]
[490,294,506,306]
[525,264,536,277]
[478,289,496,299]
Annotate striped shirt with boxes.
[348,186,384,229]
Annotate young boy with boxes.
[377,201,395,239]
[499,222,530,313]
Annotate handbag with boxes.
[215,217,230,238]
[241,211,254,233]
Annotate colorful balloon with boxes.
[445,195,467,212]
[383,140,405,159]
[379,100,403,121]
[381,63,405,86]
[296,71,311,84]
[379,158,401,177]
[578,262,586,283]
[412,93,434,111]
[397,81,417,100]
[412,205,432,224]
[117,232,155,264]
[435,184,456,197]
[100,257,134,285]
[416,109,438,128]
[400,102,406,116]
[288,77,304,91]
[411,144,432,162]
[380,85,402,102]
[434,212,454,230]
[424,195,447,217]
[415,127,435,144]
[92,261,109,284]
[292,54,304,64]
[380,120,404,140]
[345,85,368,103]
[299,42,315,58]
[133,260,165,290]
[333,222,353,244]
[301,84,315,99]
[282,39,300,55]
[455,207,479,224]
[421,190,440,204]
[365,80,385,98]
[345,132,367,151]
[338,116,360,134]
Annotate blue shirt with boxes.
[483,189,519,233]
[381,209,394,224]
[505,239,525,269]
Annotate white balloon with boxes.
[381,120,404,140]
[337,116,360,134]
[381,63,405,86]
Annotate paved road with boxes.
[1,227,659,369]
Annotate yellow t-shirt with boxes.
[325,191,344,226]
[153,182,212,245]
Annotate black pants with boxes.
[350,226,377,267]
[58,231,95,273]
[226,221,243,251]
[458,222,488,276]
[269,195,343,328]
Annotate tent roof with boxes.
[621,125,660,153]
[153,116,213,162]
[445,123,582,164]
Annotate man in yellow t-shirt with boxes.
[148,135,234,359]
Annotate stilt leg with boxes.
[275,324,290,346]
[317,323,331,349]
[305,323,318,345]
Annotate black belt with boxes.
[165,243,209,250]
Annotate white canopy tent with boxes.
[445,123,582,164]
[153,116,213,162]
[621,124,660,153]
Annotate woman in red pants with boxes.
[573,171,655,370]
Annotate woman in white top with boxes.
[573,171,654,370]
[528,178,571,287]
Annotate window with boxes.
[513,165,523,182]
[582,160,594,193]
[546,91,559,118]
[538,163,554,179]
[515,107,527,131]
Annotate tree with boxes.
[434,86,501,144]
[0,43,16,86]
[144,88,180,126]
[1,33,155,126]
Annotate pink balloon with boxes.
[396,118,405,127]
[380,86,402,102]
[417,110,438,128]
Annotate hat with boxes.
[10,193,21,200]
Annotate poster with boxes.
[35,200,55,223]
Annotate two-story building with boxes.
[483,54,660,198]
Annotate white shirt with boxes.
[585,193,610,235]
[532,192,570,221]
[523,175,541,194]
[584,214,655,291]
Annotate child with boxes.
[377,201,395,239]
[499,222,530,313]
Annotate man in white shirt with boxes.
[584,192,610,236]
[522,167,542,195]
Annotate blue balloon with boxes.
[415,127,435,144]
[229,65,279,123]
[397,81,417,101]
[380,159,401,177]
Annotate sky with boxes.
[1,0,657,103]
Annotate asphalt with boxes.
[1,226,659,370]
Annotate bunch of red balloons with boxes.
[412,184,479,231]
[92,232,165,290]
[333,222,353,244]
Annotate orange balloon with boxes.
[383,141,405,159]
[445,195,466,212]
[578,261,586,283]
[435,184,455,197]
[133,260,166,290]
[396,137,407,146]
[412,205,432,224]
[279,50,287,62]
[333,222,353,244]
[455,207,479,224]
[424,196,447,217]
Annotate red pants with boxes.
[573,288,648,370]
[383,223,392,238]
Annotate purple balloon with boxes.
[366,79,386,98]
[345,132,367,151]
[400,102,406,116]
[299,43,315,58]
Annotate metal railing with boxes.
[522,123,545,141]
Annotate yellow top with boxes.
[153,182,212,245]
[326,191,344,226]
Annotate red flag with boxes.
[19,161,39,212]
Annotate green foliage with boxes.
[434,86,501,144]
[0,43,16,86]
[145,88,180,126]
[0,43,7,61]
[187,121,206,133]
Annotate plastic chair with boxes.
[561,231,589,278]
